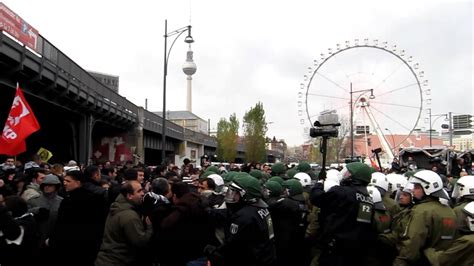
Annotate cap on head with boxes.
[264,180,283,197]
[271,163,286,175]
[249,169,264,180]
[346,162,371,184]
[232,173,262,200]
[207,166,219,174]
[297,162,311,172]
[283,179,303,196]
[268,176,285,186]
[286,168,298,179]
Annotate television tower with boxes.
[182,45,197,112]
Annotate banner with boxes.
[0,2,39,52]
[37,147,53,162]
[0,84,40,155]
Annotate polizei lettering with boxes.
[356,192,374,204]
[258,208,270,219]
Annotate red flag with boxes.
[370,157,380,171]
[0,85,40,155]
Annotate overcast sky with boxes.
[7,0,473,146]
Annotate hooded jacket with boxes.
[27,192,63,244]
[95,194,152,266]
[21,183,41,201]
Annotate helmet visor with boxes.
[466,216,474,232]
[224,182,244,203]
[224,188,240,203]
[451,184,462,199]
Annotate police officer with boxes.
[393,170,456,265]
[451,175,474,231]
[370,172,401,216]
[424,201,474,266]
[311,162,375,266]
[271,163,288,179]
[366,185,392,266]
[283,179,310,266]
[206,173,276,266]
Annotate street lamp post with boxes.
[349,83,375,159]
[161,20,194,165]
[427,108,449,147]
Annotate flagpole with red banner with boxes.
[0,84,40,156]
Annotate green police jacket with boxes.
[453,200,471,233]
[379,206,412,248]
[394,197,456,266]
[383,194,401,217]
[373,209,392,234]
[423,234,474,266]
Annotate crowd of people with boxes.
[0,154,473,266]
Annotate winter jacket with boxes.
[49,186,107,266]
[95,194,153,266]
[0,207,40,266]
[21,183,41,201]
[394,197,456,266]
[27,193,63,244]
[158,192,212,265]
[424,234,474,266]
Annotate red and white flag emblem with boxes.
[0,84,40,155]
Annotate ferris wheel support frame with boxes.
[362,104,395,161]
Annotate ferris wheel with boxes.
[298,39,430,161]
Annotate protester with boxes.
[49,170,106,266]
[95,180,152,266]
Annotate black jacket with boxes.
[213,200,277,266]
[311,182,375,266]
[158,192,212,266]
[268,196,308,266]
[49,186,107,266]
[0,207,39,266]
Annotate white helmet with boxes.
[326,169,342,182]
[409,170,449,200]
[208,174,225,187]
[452,175,474,199]
[386,173,408,193]
[367,185,385,210]
[324,169,341,192]
[370,172,389,192]
[464,202,474,232]
[294,172,312,187]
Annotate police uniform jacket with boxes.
[218,200,276,266]
[394,197,456,266]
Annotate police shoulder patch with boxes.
[230,223,239,234]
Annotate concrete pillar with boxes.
[78,114,93,165]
